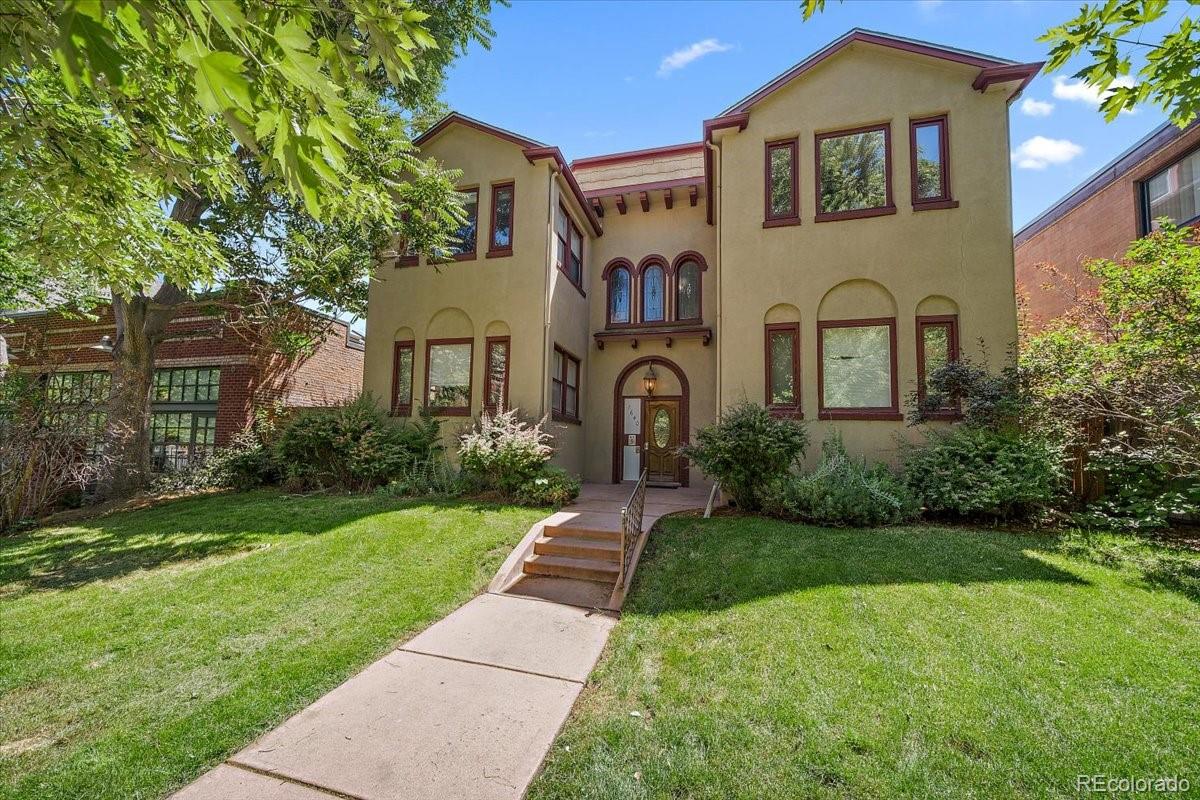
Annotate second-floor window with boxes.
[489,182,514,256]
[816,123,894,221]
[910,115,952,208]
[675,259,701,321]
[449,188,478,259]
[642,263,665,322]
[765,137,799,225]
[609,265,631,324]
[1140,147,1200,232]
[555,204,584,289]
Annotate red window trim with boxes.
[671,251,706,323]
[764,137,801,227]
[555,203,585,296]
[551,343,582,424]
[916,314,962,419]
[764,322,802,418]
[486,181,515,258]
[390,340,415,416]
[638,256,669,323]
[424,337,474,416]
[448,186,479,261]
[603,259,635,329]
[816,317,901,420]
[484,336,510,414]
[814,122,897,223]
[909,115,958,210]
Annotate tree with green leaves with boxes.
[1,0,491,496]
[802,0,1200,127]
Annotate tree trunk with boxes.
[98,195,207,499]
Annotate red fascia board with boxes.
[972,62,1045,103]
[571,141,705,170]
[413,112,543,150]
[524,146,604,236]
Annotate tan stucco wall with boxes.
[363,124,553,450]
[713,43,1018,465]
[581,200,717,485]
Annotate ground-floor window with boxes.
[916,314,960,416]
[150,367,221,470]
[764,322,801,416]
[43,370,110,457]
[551,345,580,422]
[151,411,218,471]
[485,336,510,414]
[817,318,899,419]
[425,339,473,415]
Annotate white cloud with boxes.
[1011,136,1084,170]
[1052,75,1137,112]
[1020,97,1054,117]
[657,38,733,78]
[916,0,944,14]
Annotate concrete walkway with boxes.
[172,484,711,800]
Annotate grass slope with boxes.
[530,516,1200,800]
[0,490,543,800]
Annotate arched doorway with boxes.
[612,356,690,486]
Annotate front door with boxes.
[645,399,680,485]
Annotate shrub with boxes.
[513,466,581,507]
[458,408,554,497]
[900,426,1064,521]
[679,401,808,512]
[762,434,919,527]
[273,395,442,491]
[150,425,278,495]
[1069,438,1200,531]
[377,455,465,498]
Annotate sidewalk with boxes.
[172,593,615,800]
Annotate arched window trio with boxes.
[603,252,706,327]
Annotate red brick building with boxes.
[1014,119,1200,330]
[0,301,364,469]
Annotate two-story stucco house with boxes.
[363,29,1040,488]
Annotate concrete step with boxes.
[542,523,622,542]
[522,554,620,583]
[534,535,621,562]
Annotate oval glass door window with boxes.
[653,408,671,448]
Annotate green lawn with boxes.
[529,516,1200,800]
[0,490,544,800]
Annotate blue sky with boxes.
[436,0,1191,229]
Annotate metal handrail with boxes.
[617,468,648,589]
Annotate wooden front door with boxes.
[645,399,680,485]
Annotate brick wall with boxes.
[1014,124,1200,330]
[0,302,363,446]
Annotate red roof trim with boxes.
[523,146,604,237]
[571,142,705,170]
[722,30,1014,116]
[413,112,543,150]
[702,113,750,225]
[972,62,1044,103]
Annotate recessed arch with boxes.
[764,303,801,324]
[916,294,959,316]
[817,279,897,320]
[426,307,473,339]
[393,325,416,341]
[484,319,511,337]
[611,355,691,485]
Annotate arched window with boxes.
[675,260,701,321]
[642,265,665,322]
[609,266,631,324]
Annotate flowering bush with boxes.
[458,408,554,496]
[514,466,581,507]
